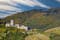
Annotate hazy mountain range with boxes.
[0,0,60,18]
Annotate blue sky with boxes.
[0,0,60,18]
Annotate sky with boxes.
[0,0,60,18]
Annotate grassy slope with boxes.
[44,27,60,35]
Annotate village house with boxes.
[5,19,28,31]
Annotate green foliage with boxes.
[24,14,60,31]
[0,24,5,28]
[50,33,60,40]
[0,26,60,40]
[0,27,28,40]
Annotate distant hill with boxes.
[1,8,60,31]
[3,9,47,24]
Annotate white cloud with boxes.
[0,0,50,11]
[0,0,22,12]
[12,0,50,8]
[33,0,50,8]
[12,0,36,7]
[56,0,60,2]
[0,5,21,11]
[0,0,51,18]
[0,0,10,2]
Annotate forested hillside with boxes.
[0,8,59,31]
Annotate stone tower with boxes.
[10,20,14,26]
